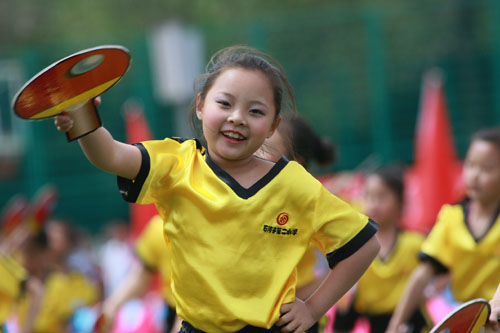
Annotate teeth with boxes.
[224,132,244,140]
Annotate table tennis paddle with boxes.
[12,45,130,141]
[430,298,491,333]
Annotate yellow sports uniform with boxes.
[354,231,424,314]
[15,271,98,332]
[420,200,500,301]
[0,255,26,324]
[135,214,175,307]
[334,231,429,333]
[295,245,317,289]
[118,138,378,332]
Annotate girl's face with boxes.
[363,174,401,229]
[463,140,500,203]
[196,68,281,165]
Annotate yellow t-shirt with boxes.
[354,231,425,314]
[118,138,377,332]
[296,245,318,289]
[16,271,98,333]
[135,214,175,307]
[0,255,26,324]
[420,201,500,301]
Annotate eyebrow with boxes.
[215,92,269,108]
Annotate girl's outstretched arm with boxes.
[55,110,141,180]
[386,262,435,333]
[277,235,380,332]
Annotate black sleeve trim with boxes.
[117,143,150,203]
[326,218,379,269]
[134,249,157,273]
[418,252,449,274]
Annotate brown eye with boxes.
[250,109,264,115]
[217,100,230,107]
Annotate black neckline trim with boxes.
[205,153,289,199]
[462,198,500,243]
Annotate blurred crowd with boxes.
[0,187,168,333]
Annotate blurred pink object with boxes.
[352,318,370,333]
[112,292,165,333]
[425,294,456,325]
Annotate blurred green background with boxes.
[1,0,500,232]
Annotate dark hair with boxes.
[24,228,49,252]
[370,164,405,206]
[283,115,336,170]
[471,127,500,153]
[272,114,337,169]
[189,45,297,135]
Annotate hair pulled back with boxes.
[287,116,336,170]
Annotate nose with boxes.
[227,108,246,126]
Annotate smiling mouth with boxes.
[222,131,246,141]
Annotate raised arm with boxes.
[55,110,141,180]
[277,234,380,332]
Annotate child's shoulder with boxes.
[438,200,467,218]
[141,137,205,154]
[282,160,317,178]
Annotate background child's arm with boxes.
[55,113,141,180]
[489,283,500,331]
[97,264,153,332]
[386,262,435,332]
[277,235,380,332]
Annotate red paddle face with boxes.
[431,299,490,333]
[13,45,130,120]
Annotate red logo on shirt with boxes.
[277,212,289,225]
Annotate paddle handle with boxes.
[65,100,102,141]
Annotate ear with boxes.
[196,94,203,120]
[266,116,282,138]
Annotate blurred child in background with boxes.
[3,229,50,333]
[0,203,30,330]
[334,165,431,333]
[388,127,500,332]
[98,219,135,298]
[13,219,99,333]
[99,214,179,333]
